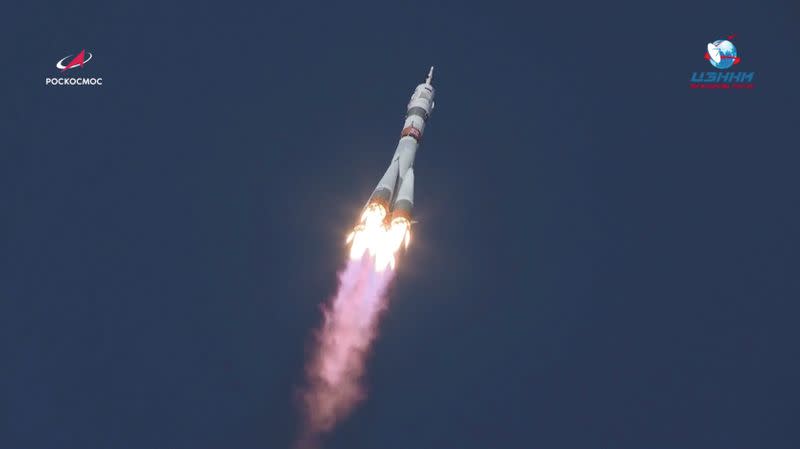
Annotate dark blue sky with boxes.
[3,1,799,448]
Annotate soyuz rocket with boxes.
[365,67,435,225]
[347,67,435,269]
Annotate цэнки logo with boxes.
[690,34,755,89]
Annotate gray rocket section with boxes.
[392,168,414,218]
[367,67,435,221]
[369,157,400,206]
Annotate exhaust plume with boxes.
[298,257,392,448]
[297,206,405,448]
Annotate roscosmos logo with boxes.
[56,49,93,71]
[46,49,103,86]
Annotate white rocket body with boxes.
[368,67,435,222]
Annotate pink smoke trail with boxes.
[297,254,394,448]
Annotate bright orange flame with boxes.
[346,203,411,271]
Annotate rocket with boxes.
[302,68,437,446]
[347,67,435,270]
[366,67,435,224]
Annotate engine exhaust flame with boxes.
[346,203,411,272]
[297,204,412,449]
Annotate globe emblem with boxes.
[706,40,738,69]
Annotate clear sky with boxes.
[3,1,799,448]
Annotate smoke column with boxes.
[297,255,394,448]
[297,205,409,448]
